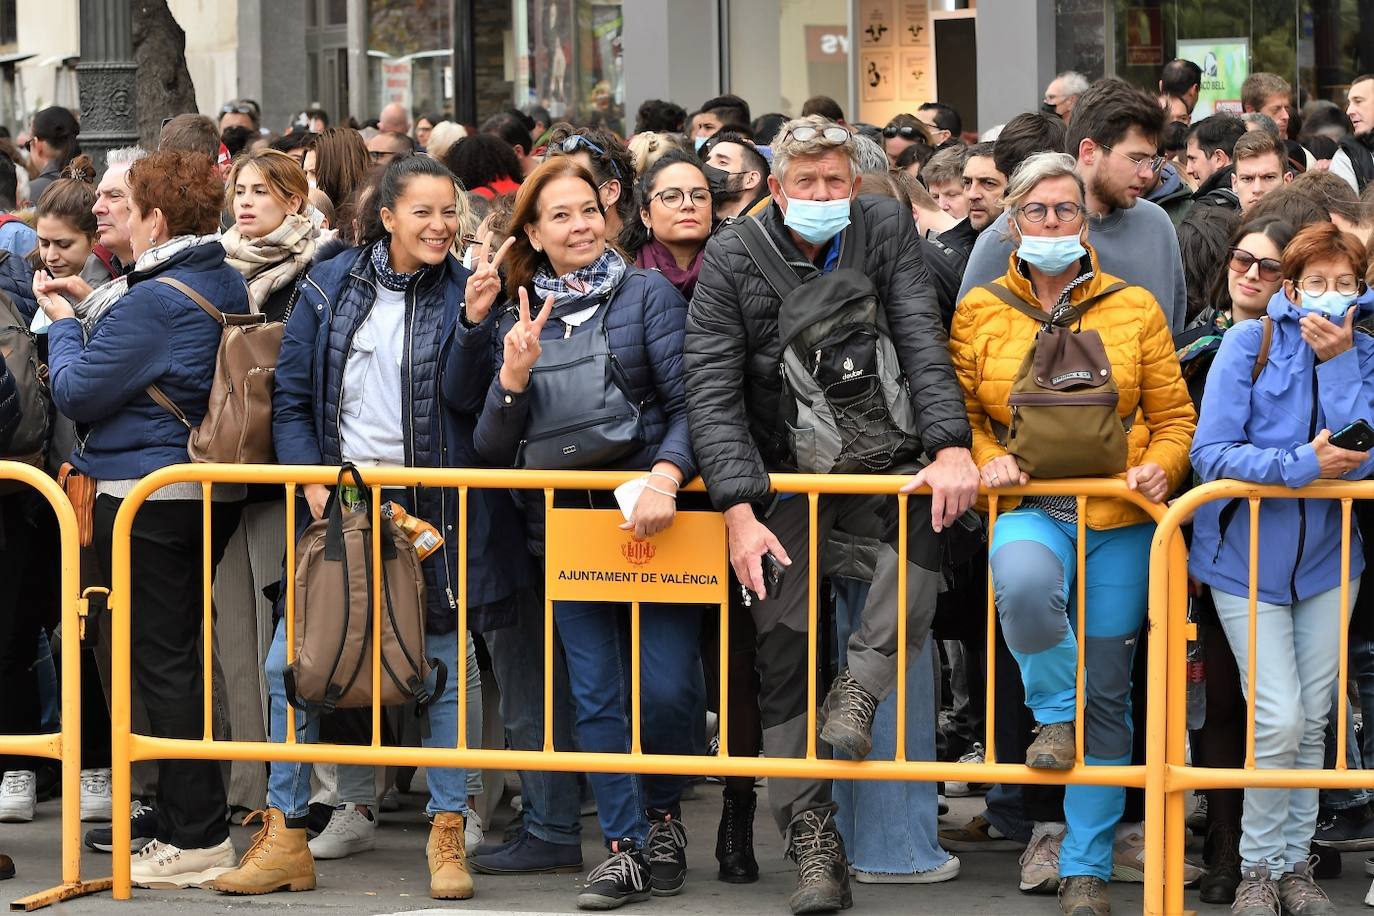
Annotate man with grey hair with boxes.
[1043,71,1090,124]
[686,115,977,913]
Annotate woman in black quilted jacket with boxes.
[447,155,701,911]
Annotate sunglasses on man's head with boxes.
[782,125,851,145]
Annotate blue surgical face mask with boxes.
[782,194,852,245]
[1016,233,1087,275]
[1301,290,1355,320]
[694,135,708,152]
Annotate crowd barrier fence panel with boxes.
[0,460,112,911]
[106,464,1177,909]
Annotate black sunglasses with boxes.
[882,125,925,140]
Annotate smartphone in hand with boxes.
[1331,419,1374,452]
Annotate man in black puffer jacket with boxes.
[685,117,977,915]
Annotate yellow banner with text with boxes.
[544,509,729,604]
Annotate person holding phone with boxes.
[1190,221,1374,916]
[446,155,701,911]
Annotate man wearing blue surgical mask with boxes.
[685,115,979,915]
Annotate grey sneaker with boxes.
[1276,857,1334,915]
[819,672,878,760]
[1232,865,1281,916]
[1058,875,1110,915]
[1027,722,1076,770]
[1019,829,1063,894]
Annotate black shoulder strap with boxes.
[837,200,866,270]
[734,217,804,299]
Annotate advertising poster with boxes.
[900,48,933,101]
[1177,38,1249,117]
[1125,7,1163,66]
[861,50,896,101]
[859,0,894,47]
[898,0,929,47]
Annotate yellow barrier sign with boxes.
[545,509,729,603]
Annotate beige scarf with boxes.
[221,212,318,313]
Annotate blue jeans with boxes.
[265,620,469,818]
[989,508,1152,881]
[555,600,704,847]
[831,577,951,874]
[486,589,581,846]
[1213,582,1359,873]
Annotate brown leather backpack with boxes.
[146,275,283,464]
[286,464,444,715]
[981,281,1133,478]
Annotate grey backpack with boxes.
[733,209,919,473]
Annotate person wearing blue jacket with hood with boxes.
[213,155,522,902]
[39,149,250,889]
[447,155,700,911]
[1190,221,1374,916]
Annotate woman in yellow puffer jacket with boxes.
[947,152,1195,915]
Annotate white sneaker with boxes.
[465,808,483,853]
[0,770,36,823]
[854,855,961,884]
[130,837,236,888]
[80,768,112,822]
[946,743,991,797]
[307,803,376,860]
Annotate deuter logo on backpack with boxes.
[734,212,918,474]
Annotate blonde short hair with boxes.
[425,121,468,162]
[1002,151,1086,214]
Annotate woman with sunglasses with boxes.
[949,152,1194,916]
[447,155,700,911]
[880,115,932,168]
[621,149,712,299]
[552,129,636,243]
[1190,222,1374,916]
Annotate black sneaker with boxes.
[819,671,878,759]
[1313,805,1374,851]
[577,840,651,911]
[84,800,157,853]
[646,809,688,895]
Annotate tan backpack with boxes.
[285,464,444,715]
[146,275,283,464]
[981,281,1132,479]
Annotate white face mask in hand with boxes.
[30,307,52,334]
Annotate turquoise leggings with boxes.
[989,507,1153,880]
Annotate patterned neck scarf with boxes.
[74,232,221,336]
[370,239,430,292]
[532,247,626,306]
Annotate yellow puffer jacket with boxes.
[948,248,1196,530]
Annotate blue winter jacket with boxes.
[1189,289,1374,604]
[47,240,248,479]
[273,241,524,634]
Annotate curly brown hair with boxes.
[127,149,224,237]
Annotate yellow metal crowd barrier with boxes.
[1152,479,1374,916]
[0,461,111,911]
[102,464,1183,908]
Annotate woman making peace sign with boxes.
[445,156,701,911]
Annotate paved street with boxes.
[3,785,1374,914]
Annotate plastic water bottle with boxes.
[1186,628,1206,731]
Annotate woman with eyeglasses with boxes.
[620,149,712,299]
[446,155,700,910]
[1190,222,1374,916]
[1171,215,1296,907]
[949,152,1194,916]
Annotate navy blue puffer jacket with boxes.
[47,240,248,478]
[273,241,525,634]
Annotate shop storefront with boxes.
[513,0,625,133]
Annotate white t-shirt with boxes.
[339,284,406,466]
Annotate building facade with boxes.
[1,1,1367,139]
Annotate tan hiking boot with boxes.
[1027,721,1076,770]
[212,808,315,895]
[428,812,474,900]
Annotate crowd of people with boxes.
[0,61,1371,916]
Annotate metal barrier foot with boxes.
[9,877,114,911]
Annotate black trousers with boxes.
[94,494,240,849]
[0,492,42,772]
